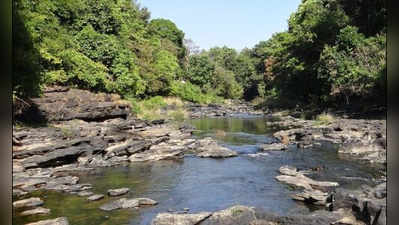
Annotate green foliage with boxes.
[318,27,386,104]
[247,0,386,109]
[170,81,222,104]
[186,54,215,90]
[13,0,185,100]
[13,0,386,112]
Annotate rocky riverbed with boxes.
[13,87,386,225]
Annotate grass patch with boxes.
[128,96,189,122]
[313,112,335,125]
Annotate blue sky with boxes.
[138,0,302,51]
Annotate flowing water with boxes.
[13,116,382,225]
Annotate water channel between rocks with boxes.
[13,116,382,225]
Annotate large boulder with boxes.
[19,87,131,122]
[200,205,256,225]
[194,138,238,158]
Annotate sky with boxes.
[138,0,302,51]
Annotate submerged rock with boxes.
[25,217,69,225]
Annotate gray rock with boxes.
[100,198,132,211]
[197,145,238,158]
[201,205,256,225]
[151,212,212,225]
[13,197,44,208]
[99,197,157,211]
[107,188,129,196]
[136,198,158,205]
[129,144,184,162]
[22,88,130,122]
[20,207,50,216]
[275,166,339,190]
[292,189,330,206]
[87,194,105,201]
[195,138,238,158]
[25,217,69,225]
[260,143,287,151]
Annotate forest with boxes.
[13,0,386,112]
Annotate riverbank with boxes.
[12,87,386,225]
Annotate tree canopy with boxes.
[13,0,386,110]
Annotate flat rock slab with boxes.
[20,207,50,216]
[107,188,130,196]
[292,189,330,206]
[13,197,44,208]
[100,198,157,211]
[200,205,256,225]
[196,144,238,158]
[87,194,105,201]
[276,166,339,190]
[151,212,212,225]
[128,144,184,162]
[151,205,256,225]
[260,143,288,151]
[25,217,69,225]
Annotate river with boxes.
[13,116,381,225]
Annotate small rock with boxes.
[107,188,129,196]
[87,194,105,201]
[13,197,44,208]
[136,198,158,205]
[20,207,50,216]
[100,197,157,211]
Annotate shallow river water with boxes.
[13,116,382,225]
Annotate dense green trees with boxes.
[13,0,386,110]
[13,0,185,99]
[244,0,386,109]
